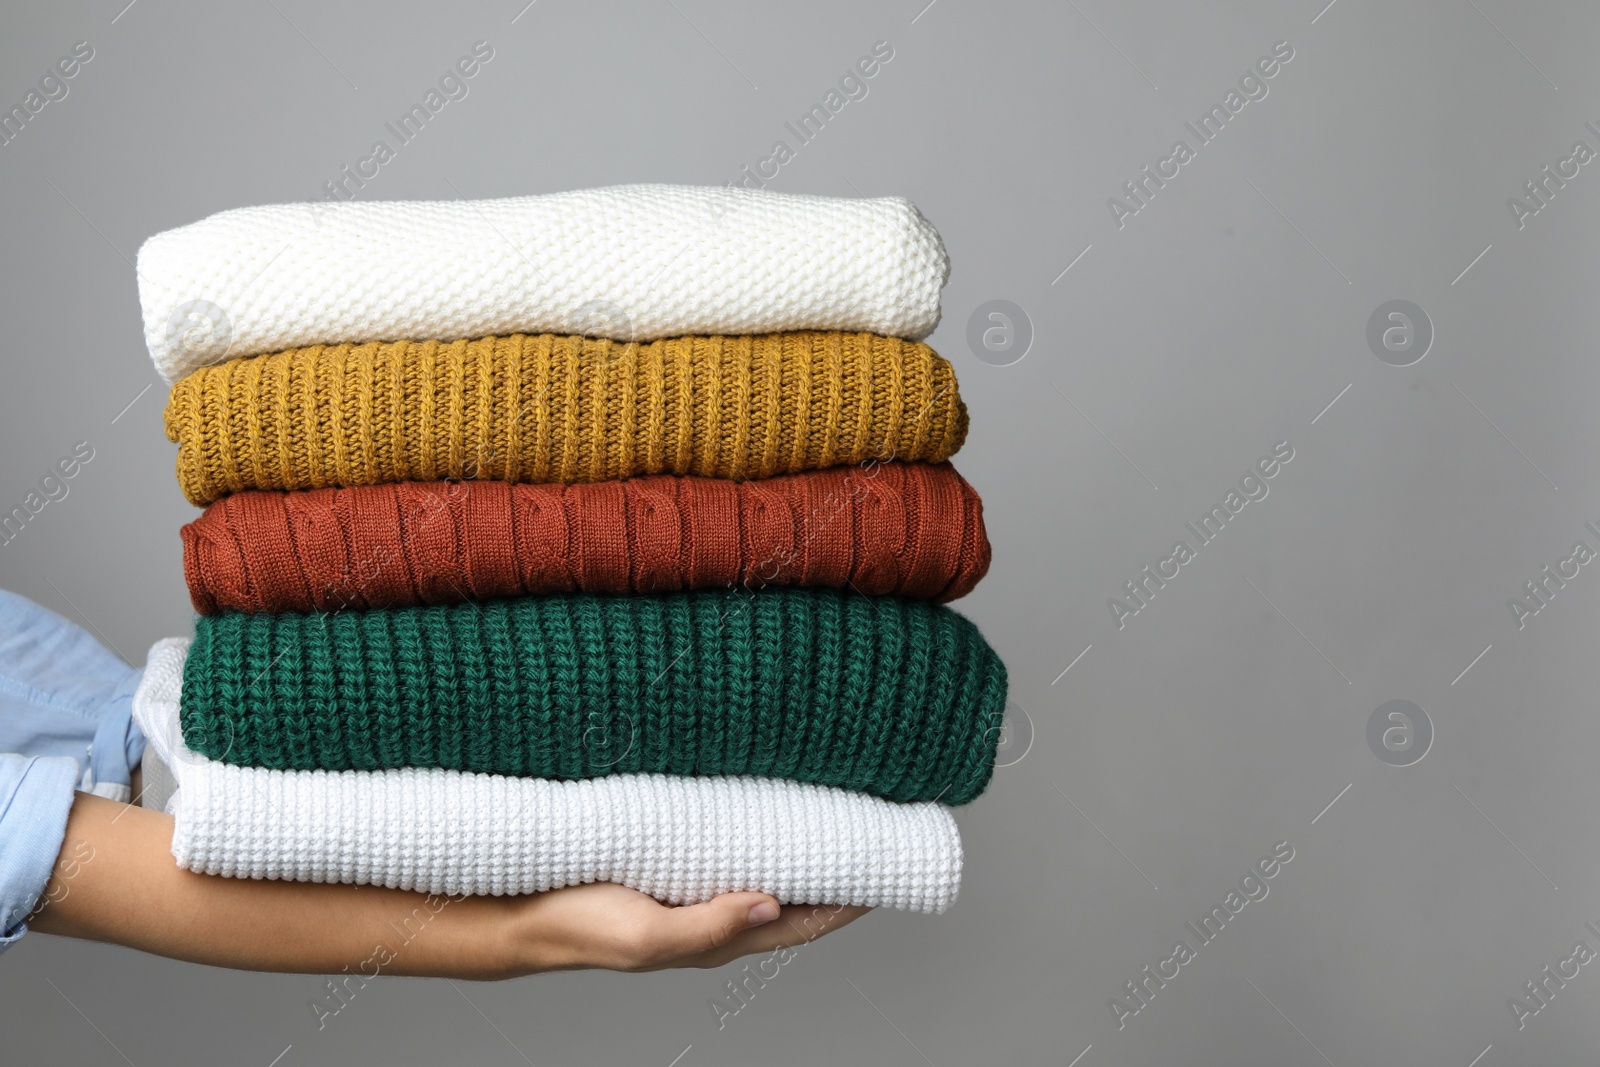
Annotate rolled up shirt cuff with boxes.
[0,755,80,954]
[83,668,145,802]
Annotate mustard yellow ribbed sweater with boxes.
[164,332,967,505]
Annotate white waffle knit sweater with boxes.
[132,639,962,912]
[137,184,950,381]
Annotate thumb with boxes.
[651,892,781,960]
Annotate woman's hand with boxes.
[492,881,869,976]
[29,792,869,978]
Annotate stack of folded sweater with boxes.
[131,184,1004,913]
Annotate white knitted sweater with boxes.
[137,184,950,381]
[133,639,962,912]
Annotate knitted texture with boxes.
[137,184,950,380]
[136,639,961,911]
[164,332,968,506]
[179,588,1007,804]
[181,462,991,615]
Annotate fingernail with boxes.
[747,901,780,926]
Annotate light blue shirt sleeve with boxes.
[0,590,146,955]
[0,754,80,950]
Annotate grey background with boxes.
[0,0,1595,1063]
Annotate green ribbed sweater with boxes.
[179,588,1007,804]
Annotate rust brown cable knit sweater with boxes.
[181,462,991,614]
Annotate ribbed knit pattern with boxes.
[164,332,967,506]
[137,639,962,911]
[181,462,991,614]
[179,588,1007,804]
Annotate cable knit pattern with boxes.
[137,639,962,911]
[181,462,991,614]
[137,184,950,380]
[179,588,1007,804]
[164,332,967,506]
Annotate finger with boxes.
[618,891,782,968]
[645,903,872,971]
[715,903,871,961]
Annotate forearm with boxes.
[29,792,523,977]
[28,792,866,978]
